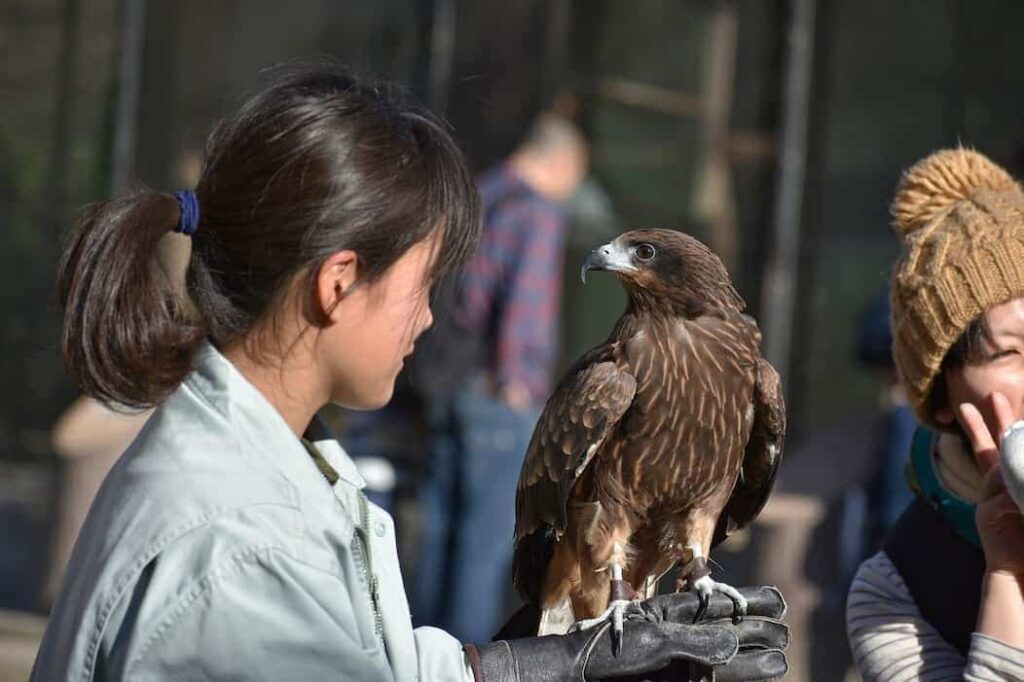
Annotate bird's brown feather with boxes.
[712,359,786,546]
[514,342,638,528]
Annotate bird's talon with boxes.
[731,595,749,624]
[611,625,623,656]
[570,599,635,636]
[612,601,626,656]
[731,599,746,623]
[688,573,748,623]
[694,591,710,623]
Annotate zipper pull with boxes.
[370,574,385,643]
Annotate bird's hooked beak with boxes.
[580,240,638,284]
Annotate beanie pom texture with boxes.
[892,148,1019,236]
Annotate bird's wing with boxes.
[514,342,637,541]
[512,342,636,604]
[712,358,786,547]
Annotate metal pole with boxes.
[110,0,147,195]
[427,0,456,115]
[42,0,81,233]
[692,0,739,273]
[544,0,571,100]
[760,0,816,387]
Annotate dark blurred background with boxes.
[5,1,1024,679]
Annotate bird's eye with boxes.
[635,243,656,261]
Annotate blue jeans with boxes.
[412,379,540,643]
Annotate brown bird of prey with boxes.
[512,229,785,653]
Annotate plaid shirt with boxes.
[454,163,569,405]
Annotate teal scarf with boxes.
[907,427,982,548]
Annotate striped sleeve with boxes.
[847,552,1024,681]
[847,551,965,681]
[964,634,1024,681]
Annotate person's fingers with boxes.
[981,465,1009,500]
[991,392,1016,447]
[989,491,1022,518]
[959,402,1000,473]
[994,505,1024,524]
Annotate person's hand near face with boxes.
[956,392,1024,648]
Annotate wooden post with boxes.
[752,493,826,682]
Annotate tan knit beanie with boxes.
[891,148,1024,428]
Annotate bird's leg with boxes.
[568,543,636,656]
[609,561,635,655]
[678,543,747,623]
[568,561,636,654]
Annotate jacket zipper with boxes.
[354,491,385,646]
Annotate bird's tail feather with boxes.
[512,526,555,605]
[493,601,541,640]
[492,596,576,639]
[538,596,576,636]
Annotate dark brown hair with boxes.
[58,66,481,408]
[928,316,990,419]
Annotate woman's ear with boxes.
[316,250,359,322]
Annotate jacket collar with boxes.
[187,343,366,492]
[305,415,366,489]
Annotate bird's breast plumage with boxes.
[587,314,759,517]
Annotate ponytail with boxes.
[58,191,205,408]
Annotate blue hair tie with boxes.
[172,189,200,236]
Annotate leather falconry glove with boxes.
[464,619,738,682]
[475,586,788,682]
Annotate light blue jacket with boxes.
[32,345,474,681]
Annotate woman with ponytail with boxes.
[32,67,788,682]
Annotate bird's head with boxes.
[580,229,744,316]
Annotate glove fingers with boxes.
[741,586,786,619]
[645,585,786,623]
[638,591,701,622]
[660,622,739,666]
[712,648,788,682]
[706,617,790,651]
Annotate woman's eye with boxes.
[635,244,656,261]
[991,349,1020,360]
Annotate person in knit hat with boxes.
[847,147,1024,681]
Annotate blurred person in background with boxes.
[855,286,917,537]
[836,285,918,593]
[32,66,787,682]
[847,148,1024,680]
[410,112,588,644]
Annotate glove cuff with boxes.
[463,641,519,682]
[464,644,484,681]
